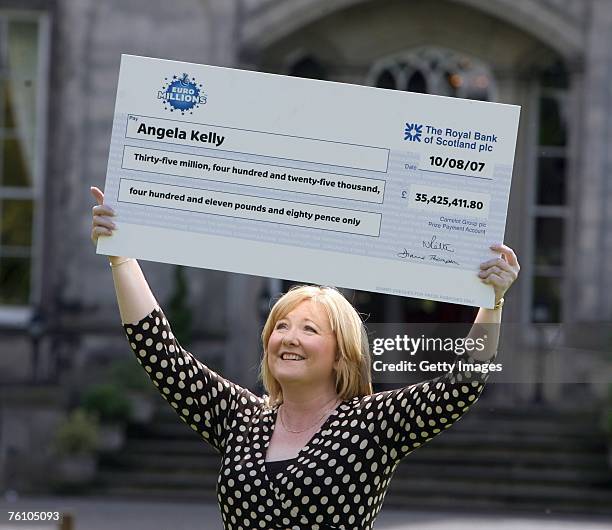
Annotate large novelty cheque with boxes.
[98,55,520,308]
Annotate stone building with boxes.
[1,0,611,504]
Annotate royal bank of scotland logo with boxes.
[404,122,422,142]
[158,73,207,115]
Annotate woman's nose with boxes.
[282,329,299,346]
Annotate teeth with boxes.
[282,353,304,361]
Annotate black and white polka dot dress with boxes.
[124,307,493,530]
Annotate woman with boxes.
[90,186,519,530]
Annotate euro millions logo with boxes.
[404,123,423,142]
[158,73,208,115]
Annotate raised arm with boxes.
[363,243,519,460]
[90,186,157,323]
[122,305,262,453]
[90,186,262,453]
[362,348,495,461]
[467,242,520,360]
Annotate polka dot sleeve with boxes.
[365,354,495,460]
[123,306,263,454]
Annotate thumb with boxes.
[90,186,104,206]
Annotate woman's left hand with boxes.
[478,243,520,304]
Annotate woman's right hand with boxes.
[90,186,116,246]
[90,186,154,323]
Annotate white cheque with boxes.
[98,55,520,308]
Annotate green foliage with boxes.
[81,383,131,424]
[107,358,153,394]
[166,265,193,346]
[54,409,99,456]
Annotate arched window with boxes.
[369,47,496,101]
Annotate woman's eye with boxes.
[275,322,287,329]
[305,326,317,333]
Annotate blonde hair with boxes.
[260,285,372,407]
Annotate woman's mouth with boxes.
[281,352,305,361]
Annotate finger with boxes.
[480,271,505,287]
[93,215,116,230]
[479,257,513,272]
[91,204,115,217]
[90,186,105,206]
[91,226,112,240]
[480,270,517,287]
[92,204,115,217]
[480,260,515,277]
[490,243,519,267]
[479,266,502,278]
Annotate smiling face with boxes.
[267,299,338,390]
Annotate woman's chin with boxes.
[272,364,310,384]
[273,370,306,384]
